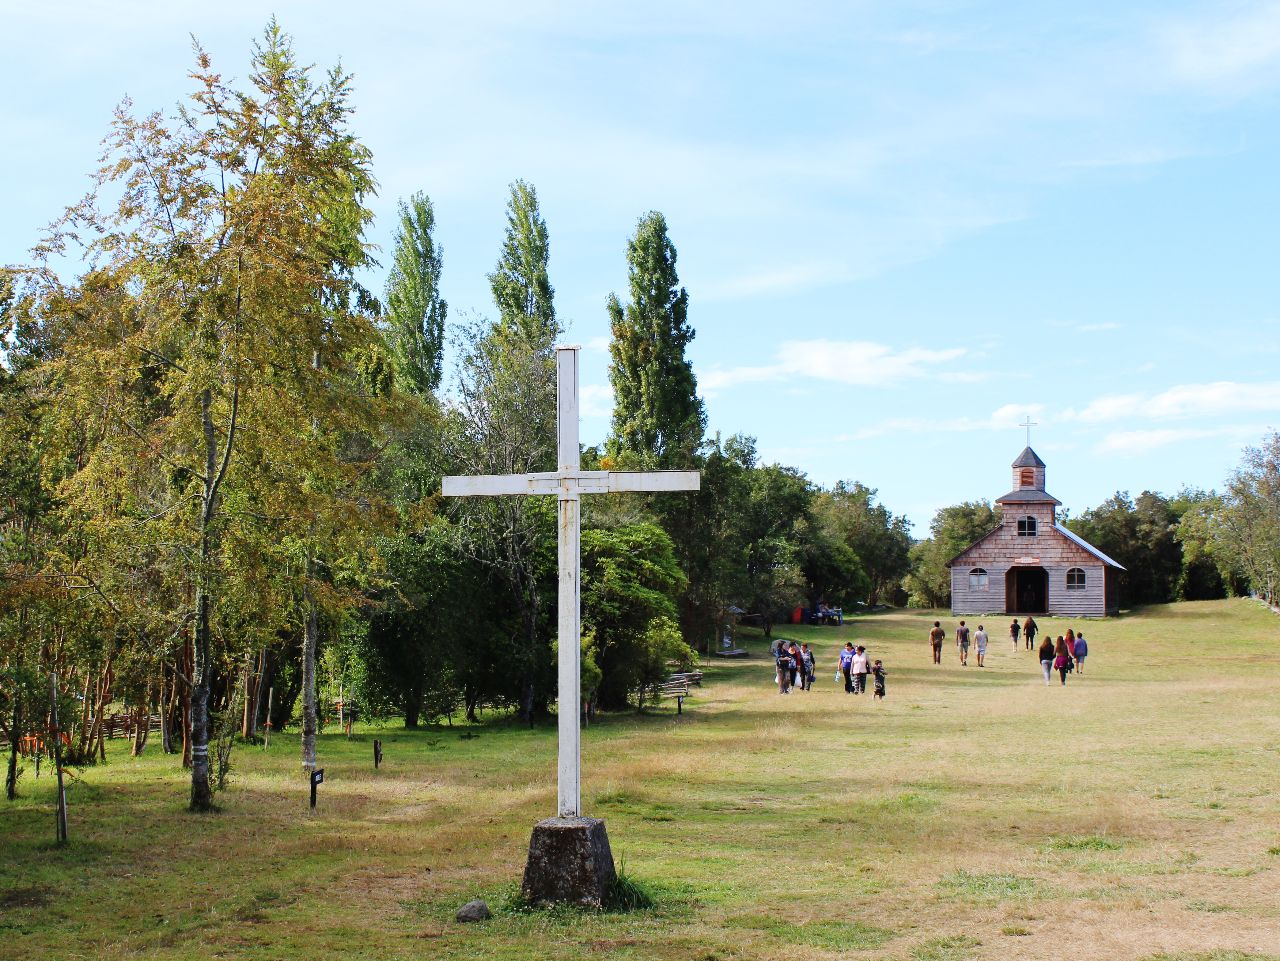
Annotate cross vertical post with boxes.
[441,343,699,905]
[555,346,581,818]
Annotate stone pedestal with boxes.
[521,816,616,908]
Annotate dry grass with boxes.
[2,599,1280,960]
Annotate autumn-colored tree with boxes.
[24,23,390,810]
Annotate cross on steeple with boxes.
[1020,415,1038,447]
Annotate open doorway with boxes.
[1006,566,1047,614]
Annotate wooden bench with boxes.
[653,679,690,714]
[666,670,703,687]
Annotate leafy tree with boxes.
[447,322,557,723]
[25,24,389,809]
[489,180,558,349]
[811,482,911,606]
[905,501,999,608]
[385,192,447,396]
[1208,434,1280,605]
[580,521,687,710]
[1067,492,1183,605]
[606,211,705,468]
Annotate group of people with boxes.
[927,619,992,666]
[770,639,888,700]
[927,617,1091,686]
[1036,627,1088,685]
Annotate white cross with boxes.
[442,345,700,818]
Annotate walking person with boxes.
[787,642,802,691]
[775,644,792,694]
[956,620,971,666]
[974,624,989,667]
[839,642,855,694]
[1053,637,1071,686]
[801,643,816,690]
[851,645,871,694]
[1009,618,1021,652]
[1038,634,1055,685]
[929,621,945,665]
[1074,632,1088,674]
[872,660,888,701]
[1023,616,1038,651]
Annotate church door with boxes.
[1006,566,1048,614]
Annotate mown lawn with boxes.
[3,599,1280,961]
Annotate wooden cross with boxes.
[1020,415,1038,446]
[442,345,700,818]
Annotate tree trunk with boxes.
[189,564,214,811]
[300,583,318,772]
[131,681,150,757]
[5,698,20,801]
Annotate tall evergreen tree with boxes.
[606,212,705,468]
[488,180,558,348]
[385,193,447,396]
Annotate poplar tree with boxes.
[385,193,447,396]
[488,180,559,348]
[606,211,705,468]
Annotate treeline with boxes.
[0,27,908,809]
[905,441,1280,609]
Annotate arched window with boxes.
[1017,516,1037,537]
[1020,468,1035,487]
[1066,567,1086,591]
[969,568,989,590]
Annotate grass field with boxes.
[4,599,1280,961]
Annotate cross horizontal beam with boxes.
[442,470,700,498]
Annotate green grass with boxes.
[3,599,1280,960]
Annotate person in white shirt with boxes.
[974,625,989,667]
[851,646,870,694]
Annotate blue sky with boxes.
[4,1,1279,530]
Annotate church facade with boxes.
[947,448,1123,618]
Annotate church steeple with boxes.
[1012,447,1046,491]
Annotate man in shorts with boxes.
[929,621,945,665]
[974,624,989,667]
[1009,618,1021,651]
[956,620,971,666]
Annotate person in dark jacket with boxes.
[1023,616,1038,651]
[1073,633,1088,673]
[872,660,888,700]
[1038,636,1055,685]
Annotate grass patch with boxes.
[1001,925,1031,936]
[936,870,1039,901]
[913,934,982,960]
[1046,834,1123,851]
[725,914,895,950]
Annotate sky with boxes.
[3,1,1279,531]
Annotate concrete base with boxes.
[521,816,617,908]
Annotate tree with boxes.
[1209,434,1280,606]
[811,482,911,606]
[385,193,447,396]
[905,501,999,608]
[447,323,557,723]
[580,522,687,710]
[488,180,558,349]
[1067,492,1183,605]
[606,212,705,468]
[26,24,388,809]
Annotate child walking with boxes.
[872,660,888,701]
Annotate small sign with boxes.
[312,768,324,785]
[1015,556,1040,565]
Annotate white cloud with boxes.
[1096,425,1266,456]
[701,339,968,393]
[579,383,614,419]
[1159,2,1280,89]
[1065,381,1280,424]
[837,403,1046,442]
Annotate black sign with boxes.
[312,768,324,785]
